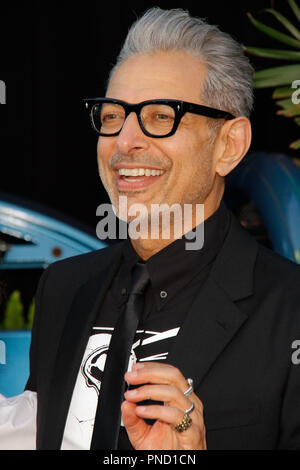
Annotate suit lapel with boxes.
[167,276,248,389]
[38,244,124,449]
[168,212,259,389]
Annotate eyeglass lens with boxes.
[92,102,176,136]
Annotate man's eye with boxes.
[102,113,118,122]
[155,113,173,121]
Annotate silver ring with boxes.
[185,401,195,415]
[183,378,194,397]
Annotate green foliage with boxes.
[245,0,300,151]
[0,290,35,330]
[26,297,35,330]
[2,290,25,330]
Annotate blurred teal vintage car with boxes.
[225,152,300,264]
[0,194,106,396]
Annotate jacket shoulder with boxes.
[42,241,124,287]
[256,242,300,283]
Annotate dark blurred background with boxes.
[0,0,298,229]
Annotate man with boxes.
[26,8,300,450]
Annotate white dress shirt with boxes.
[0,391,37,450]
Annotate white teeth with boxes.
[118,168,164,177]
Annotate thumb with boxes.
[121,400,149,447]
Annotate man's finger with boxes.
[134,403,196,431]
[124,384,192,412]
[125,362,189,393]
[121,400,149,446]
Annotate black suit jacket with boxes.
[26,207,300,450]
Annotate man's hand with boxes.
[122,362,206,450]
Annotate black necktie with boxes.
[90,261,150,450]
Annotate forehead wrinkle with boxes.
[106,51,207,104]
[107,79,193,103]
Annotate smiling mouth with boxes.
[115,166,166,190]
[118,167,164,180]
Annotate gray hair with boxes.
[109,7,254,120]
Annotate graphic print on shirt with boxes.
[81,326,179,395]
[61,326,180,450]
[81,335,110,396]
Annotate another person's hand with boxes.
[122,362,206,450]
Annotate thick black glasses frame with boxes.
[83,97,235,138]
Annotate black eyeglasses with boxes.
[83,97,235,138]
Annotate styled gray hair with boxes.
[109,7,254,119]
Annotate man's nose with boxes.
[115,112,150,155]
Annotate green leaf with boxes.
[265,8,300,40]
[272,86,294,98]
[245,46,300,60]
[277,105,300,117]
[276,97,297,108]
[294,116,300,125]
[2,290,25,330]
[290,138,300,148]
[253,64,300,87]
[288,0,300,23]
[247,13,300,49]
[26,297,35,330]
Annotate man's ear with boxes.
[215,117,252,177]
